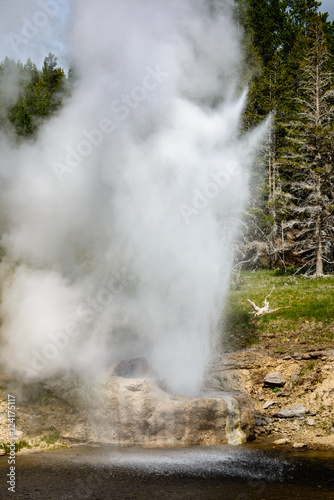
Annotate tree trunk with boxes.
[315,176,323,277]
[315,215,323,277]
[268,105,278,268]
[314,34,323,278]
[315,214,324,278]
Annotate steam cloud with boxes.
[0,0,267,396]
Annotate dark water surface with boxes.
[1,444,333,499]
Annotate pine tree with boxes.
[233,0,334,270]
[285,0,321,36]
[235,0,287,65]
[280,14,334,276]
[1,53,67,138]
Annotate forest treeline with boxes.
[234,0,334,276]
[0,53,70,137]
[0,0,333,276]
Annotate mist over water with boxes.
[0,0,267,396]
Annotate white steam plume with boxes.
[0,0,267,396]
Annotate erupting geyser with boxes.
[0,0,267,396]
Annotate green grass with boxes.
[222,270,334,350]
[0,440,32,453]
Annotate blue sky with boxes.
[320,0,334,20]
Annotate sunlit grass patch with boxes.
[222,270,334,350]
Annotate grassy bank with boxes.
[222,270,334,353]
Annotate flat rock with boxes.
[307,351,323,358]
[274,438,290,445]
[293,442,307,449]
[308,350,334,358]
[274,405,306,418]
[306,418,315,426]
[264,372,286,388]
[276,391,291,397]
[262,400,275,409]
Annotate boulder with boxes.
[274,405,306,418]
[111,357,151,378]
[88,380,254,447]
[45,369,255,448]
[264,372,286,388]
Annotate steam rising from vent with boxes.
[0,0,268,396]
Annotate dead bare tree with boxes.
[280,15,334,277]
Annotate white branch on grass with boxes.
[247,285,276,316]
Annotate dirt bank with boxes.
[207,347,334,450]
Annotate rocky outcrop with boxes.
[85,379,254,447]
[1,358,255,449]
[43,373,254,447]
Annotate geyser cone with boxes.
[0,0,268,396]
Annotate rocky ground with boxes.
[1,341,334,455]
[0,376,91,455]
[0,362,254,455]
[207,346,334,450]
